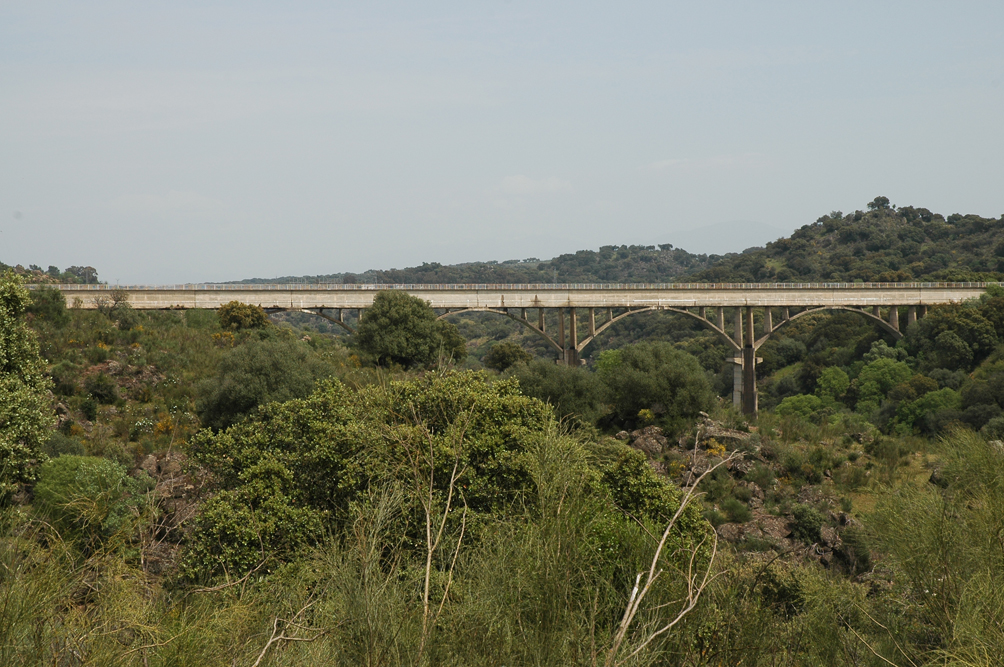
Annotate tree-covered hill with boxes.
[240,198,1004,288]
[239,244,732,285]
[689,197,1004,283]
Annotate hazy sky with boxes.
[2,2,1002,283]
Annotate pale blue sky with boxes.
[2,2,1002,283]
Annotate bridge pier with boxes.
[742,307,758,415]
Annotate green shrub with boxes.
[33,455,152,550]
[721,497,752,523]
[218,301,270,330]
[26,286,70,327]
[776,394,822,419]
[80,396,98,421]
[355,290,466,367]
[83,346,109,364]
[84,373,118,404]
[791,504,824,543]
[745,462,775,490]
[596,342,713,433]
[508,360,607,424]
[196,339,336,430]
[483,341,532,371]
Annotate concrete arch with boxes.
[574,306,741,355]
[752,306,902,351]
[297,308,356,334]
[437,307,564,353]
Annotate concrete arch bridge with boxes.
[48,282,993,414]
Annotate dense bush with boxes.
[196,339,336,430]
[483,340,532,371]
[508,359,607,424]
[596,341,714,433]
[217,300,270,330]
[33,455,152,551]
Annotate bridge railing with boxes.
[30,281,999,291]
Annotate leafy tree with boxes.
[483,341,532,371]
[508,359,607,424]
[217,301,270,330]
[196,339,335,430]
[26,287,70,328]
[596,342,713,433]
[815,367,849,399]
[355,290,466,367]
[0,272,54,501]
[84,373,118,405]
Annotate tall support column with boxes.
[734,308,744,347]
[888,306,899,331]
[783,306,790,321]
[520,308,526,321]
[733,357,743,408]
[717,307,725,330]
[588,308,596,335]
[743,307,758,414]
[607,307,613,322]
[539,308,546,332]
[699,306,707,320]
[569,307,578,356]
[764,308,773,335]
[919,305,927,318]
[908,306,917,327]
[872,306,880,318]
[557,308,565,353]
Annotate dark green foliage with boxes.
[196,339,336,430]
[26,287,70,328]
[720,497,752,523]
[0,272,54,500]
[354,290,466,367]
[791,504,824,543]
[217,300,270,330]
[508,359,607,424]
[483,340,532,371]
[33,455,151,551]
[690,203,1004,283]
[84,373,118,404]
[185,371,554,579]
[596,341,714,432]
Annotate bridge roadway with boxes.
[45,282,994,414]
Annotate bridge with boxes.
[44,282,993,414]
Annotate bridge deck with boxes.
[37,282,993,310]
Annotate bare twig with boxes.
[250,601,323,667]
[604,450,740,667]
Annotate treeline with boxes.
[0,261,100,284]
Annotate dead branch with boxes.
[604,450,741,667]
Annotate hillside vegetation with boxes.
[4,199,1004,665]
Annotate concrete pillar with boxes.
[888,306,899,331]
[919,305,927,318]
[569,308,578,351]
[742,307,758,414]
[783,306,790,321]
[699,306,707,320]
[908,306,917,327]
[520,308,526,321]
[734,308,744,347]
[872,306,880,318]
[716,307,725,330]
[764,308,773,335]
[557,308,565,352]
[538,308,545,332]
[588,308,596,335]
[733,356,743,408]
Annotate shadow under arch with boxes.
[753,306,903,351]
